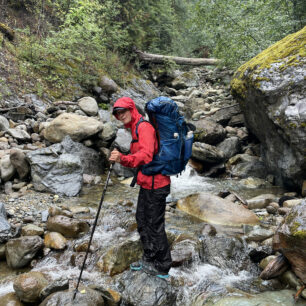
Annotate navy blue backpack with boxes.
[135,96,194,177]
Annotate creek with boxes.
[1,165,297,305]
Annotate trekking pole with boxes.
[73,163,113,300]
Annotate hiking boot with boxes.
[143,264,170,279]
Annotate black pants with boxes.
[136,184,172,273]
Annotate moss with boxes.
[290,221,306,239]
[231,26,306,98]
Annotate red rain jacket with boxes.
[113,97,170,189]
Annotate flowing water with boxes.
[0,166,289,304]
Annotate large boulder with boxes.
[231,27,306,190]
[272,200,306,283]
[26,136,103,196]
[177,192,259,227]
[44,113,103,143]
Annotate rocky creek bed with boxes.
[0,29,305,305]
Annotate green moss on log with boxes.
[0,23,15,41]
[231,26,306,98]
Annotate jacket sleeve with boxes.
[120,122,155,168]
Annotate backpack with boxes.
[134,96,194,177]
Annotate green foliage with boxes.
[192,0,306,67]
[5,0,305,99]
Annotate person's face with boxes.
[116,109,132,124]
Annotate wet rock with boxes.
[239,177,269,189]
[0,202,11,243]
[119,271,176,306]
[10,148,30,179]
[97,234,142,276]
[217,137,241,160]
[0,292,23,306]
[77,97,98,116]
[192,142,225,163]
[177,192,259,227]
[13,271,48,303]
[39,288,104,306]
[44,232,67,250]
[210,289,302,306]
[1,154,16,182]
[47,215,89,238]
[193,118,226,144]
[248,245,273,263]
[200,223,217,236]
[259,255,277,270]
[228,157,267,179]
[260,254,289,280]
[89,286,121,306]
[245,226,274,242]
[231,27,306,190]
[21,224,44,236]
[6,235,44,268]
[201,235,258,273]
[39,277,69,301]
[44,113,103,143]
[246,194,278,209]
[273,200,306,283]
[171,238,200,267]
[280,270,302,289]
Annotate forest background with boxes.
[0,0,305,100]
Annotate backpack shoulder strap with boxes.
[131,117,151,143]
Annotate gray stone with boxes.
[0,154,16,182]
[193,118,226,144]
[0,115,9,131]
[0,202,11,244]
[7,128,31,141]
[10,148,30,179]
[77,97,98,116]
[6,235,44,268]
[217,137,241,159]
[112,129,132,154]
[192,142,225,163]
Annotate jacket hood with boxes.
[113,97,142,129]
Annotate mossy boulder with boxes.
[231,27,306,190]
[273,200,306,283]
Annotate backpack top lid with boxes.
[145,96,184,124]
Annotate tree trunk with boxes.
[134,49,220,66]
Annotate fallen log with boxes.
[134,49,220,66]
[0,23,15,41]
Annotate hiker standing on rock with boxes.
[109,97,172,279]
